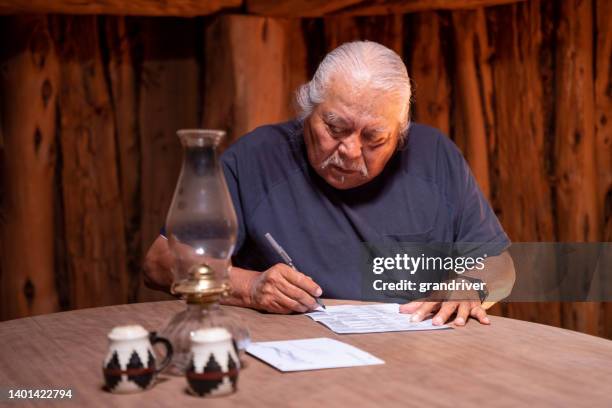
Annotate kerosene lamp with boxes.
[161,129,250,375]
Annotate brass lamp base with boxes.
[162,263,246,375]
[183,285,230,305]
[171,263,230,304]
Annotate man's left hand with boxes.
[399,299,490,326]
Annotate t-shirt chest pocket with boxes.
[378,179,447,241]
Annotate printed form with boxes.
[306,303,450,334]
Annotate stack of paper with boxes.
[306,303,450,334]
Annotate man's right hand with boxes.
[247,263,323,314]
[143,236,324,314]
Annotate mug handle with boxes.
[149,332,173,373]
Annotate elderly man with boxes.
[144,41,515,326]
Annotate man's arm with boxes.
[459,250,516,309]
[400,250,516,325]
[142,235,174,292]
[143,235,322,314]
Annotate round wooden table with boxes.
[1,300,611,407]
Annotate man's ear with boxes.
[394,128,406,151]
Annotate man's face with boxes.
[304,79,403,190]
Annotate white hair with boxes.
[295,41,412,144]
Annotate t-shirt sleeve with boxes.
[221,149,247,256]
[440,137,510,257]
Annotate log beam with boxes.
[0,16,60,319]
[104,17,141,302]
[595,0,612,242]
[408,12,451,137]
[55,16,129,309]
[202,15,306,147]
[0,0,526,17]
[451,8,493,198]
[595,0,612,340]
[136,18,199,302]
[247,0,526,17]
[554,0,599,243]
[554,0,600,336]
[323,14,403,55]
[488,1,559,328]
[0,0,241,16]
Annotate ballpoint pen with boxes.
[264,232,326,310]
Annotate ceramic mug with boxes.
[185,327,240,397]
[103,325,173,393]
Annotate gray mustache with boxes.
[320,152,368,177]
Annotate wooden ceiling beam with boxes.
[0,0,527,17]
[0,0,241,16]
[246,0,526,17]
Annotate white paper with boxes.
[306,303,450,334]
[246,337,384,372]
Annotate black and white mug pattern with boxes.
[103,325,173,393]
[186,327,240,397]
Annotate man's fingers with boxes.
[454,302,471,326]
[470,305,491,324]
[271,264,319,310]
[399,301,424,314]
[269,299,293,315]
[281,267,323,297]
[273,290,308,314]
[251,264,320,314]
[432,302,458,326]
[410,302,438,322]
[276,278,318,311]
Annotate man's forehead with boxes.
[320,109,391,132]
[320,80,401,130]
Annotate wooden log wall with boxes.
[0,0,611,338]
[596,0,612,339]
[0,16,59,317]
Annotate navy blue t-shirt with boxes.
[220,120,510,300]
